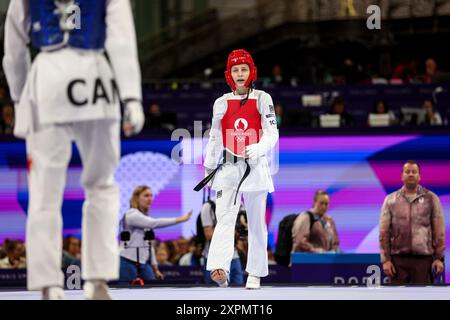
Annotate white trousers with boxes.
[206,189,269,277]
[25,120,120,290]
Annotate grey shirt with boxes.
[200,202,215,259]
[120,208,177,264]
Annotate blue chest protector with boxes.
[29,0,106,50]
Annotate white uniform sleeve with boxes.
[105,0,142,101]
[2,0,31,102]
[126,210,177,229]
[257,92,279,154]
[204,97,226,169]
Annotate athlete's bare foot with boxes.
[210,269,228,288]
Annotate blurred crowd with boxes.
[264,57,450,87]
[0,234,277,270]
[0,56,449,137]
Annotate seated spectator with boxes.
[422,99,443,126]
[368,100,397,126]
[62,235,81,269]
[144,102,177,132]
[178,237,204,267]
[423,58,450,83]
[329,97,354,127]
[0,104,14,135]
[275,102,284,128]
[165,240,182,265]
[155,244,173,266]
[392,57,418,83]
[292,190,340,253]
[176,237,190,258]
[270,64,288,85]
[0,239,26,269]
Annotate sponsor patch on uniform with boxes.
[217,190,222,199]
[265,114,275,118]
[269,105,274,113]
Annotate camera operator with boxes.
[119,185,192,283]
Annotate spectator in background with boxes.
[0,239,26,269]
[368,100,397,126]
[144,102,177,132]
[422,100,443,126]
[329,97,354,127]
[392,57,418,83]
[379,160,445,284]
[275,102,285,128]
[178,237,204,267]
[270,64,285,85]
[0,104,14,135]
[292,190,340,254]
[423,58,450,84]
[177,237,190,258]
[155,244,173,266]
[165,240,182,265]
[62,235,81,269]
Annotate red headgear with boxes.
[224,49,257,91]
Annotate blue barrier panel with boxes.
[291,253,386,285]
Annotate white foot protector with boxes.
[42,286,65,300]
[245,275,260,289]
[83,280,112,300]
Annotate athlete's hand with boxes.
[245,143,264,160]
[123,100,145,137]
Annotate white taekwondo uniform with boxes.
[203,89,278,278]
[2,0,142,290]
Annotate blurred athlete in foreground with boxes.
[2,0,144,299]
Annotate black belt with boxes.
[194,150,251,205]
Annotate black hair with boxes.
[372,100,389,113]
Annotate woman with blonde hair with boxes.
[119,185,192,283]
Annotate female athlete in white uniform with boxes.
[195,49,279,289]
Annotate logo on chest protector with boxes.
[67,78,119,107]
[232,118,250,143]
